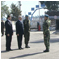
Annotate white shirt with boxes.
[19,20,23,24]
[8,19,12,24]
[19,20,24,28]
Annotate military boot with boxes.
[43,49,49,52]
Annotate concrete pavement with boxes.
[1,31,59,59]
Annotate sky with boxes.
[5,1,48,16]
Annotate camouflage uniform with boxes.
[23,19,30,46]
[43,19,51,51]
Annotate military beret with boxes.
[1,18,3,20]
[45,14,49,17]
[25,15,28,17]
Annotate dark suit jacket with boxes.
[5,20,13,35]
[16,20,24,35]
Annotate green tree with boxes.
[1,1,10,18]
[11,3,21,21]
[39,1,59,11]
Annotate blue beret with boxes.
[45,14,49,17]
[25,15,28,17]
[1,18,3,20]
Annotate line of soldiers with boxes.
[4,14,51,52]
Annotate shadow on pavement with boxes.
[30,38,59,43]
[1,50,8,53]
[1,49,18,53]
[9,52,43,59]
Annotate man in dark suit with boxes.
[1,19,5,36]
[5,15,13,51]
[16,15,24,50]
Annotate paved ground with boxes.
[1,30,59,59]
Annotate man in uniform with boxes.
[1,19,5,36]
[43,14,51,52]
[23,15,30,48]
[5,15,13,51]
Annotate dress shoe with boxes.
[6,50,10,51]
[9,49,13,51]
[25,46,30,48]
[19,47,24,50]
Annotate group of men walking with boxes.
[4,14,51,52]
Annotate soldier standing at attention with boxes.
[23,15,30,48]
[43,14,51,52]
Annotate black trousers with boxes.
[6,35,12,50]
[1,29,4,35]
[17,35,22,49]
